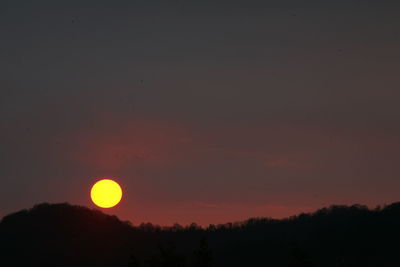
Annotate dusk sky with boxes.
[2,1,400,226]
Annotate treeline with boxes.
[1,202,400,266]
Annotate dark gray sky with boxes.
[2,1,400,225]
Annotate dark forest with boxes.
[1,202,399,267]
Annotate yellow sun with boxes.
[90,179,123,208]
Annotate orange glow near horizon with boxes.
[90,179,123,208]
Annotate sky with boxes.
[1,1,400,226]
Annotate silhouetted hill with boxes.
[1,202,400,266]
[0,203,134,266]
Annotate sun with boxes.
[90,179,123,208]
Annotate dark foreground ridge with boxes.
[1,202,400,267]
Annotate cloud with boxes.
[264,157,312,169]
[65,119,193,170]
[190,201,220,209]
[126,201,316,226]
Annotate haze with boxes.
[1,1,400,226]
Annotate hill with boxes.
[1,202,400,266]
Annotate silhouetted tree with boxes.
[147,243,186,267]
[287,244,315,267]
[187,222,201,231]
[193,237,213,267]
[129,254,141,267]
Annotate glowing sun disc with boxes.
[90,179,122,208]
